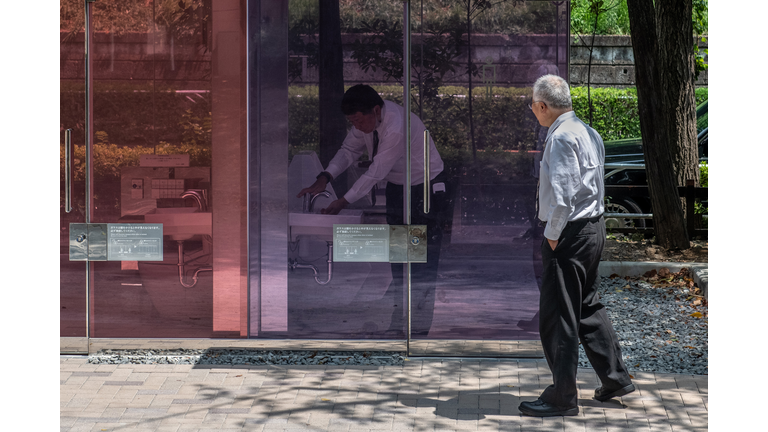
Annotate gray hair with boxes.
[532,74,572,109]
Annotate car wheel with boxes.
[604,198,646,229]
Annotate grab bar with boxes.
[65,128,73,213]
[423,129,430,214]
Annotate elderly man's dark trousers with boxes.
[538,217,632,408]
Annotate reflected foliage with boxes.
[60,82,212,149]
[334,0,558,34]
[289,85,538,182]
[60,0,211,49]
[288,85,708,169]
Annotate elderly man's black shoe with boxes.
[518,399,578,417]
[594,383,635,402]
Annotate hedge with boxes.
[288,85,708,180]
[61,84,709,183]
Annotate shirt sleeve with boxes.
[342,126,404,204]
[325,128,365,181]
[543,135,582,241]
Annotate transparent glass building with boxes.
[60,0,570,355]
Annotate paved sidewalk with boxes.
[61,356,707,431]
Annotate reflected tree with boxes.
[350,18,465,116]
[318,0,349,193]
[457,0,511,160]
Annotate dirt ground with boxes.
[601,235,708,263]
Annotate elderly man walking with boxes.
[519,75,635,417]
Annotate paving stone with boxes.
[60,352,708,431]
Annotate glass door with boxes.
[60,1,88,353]
[60,0,249,347]
[262,0,408,340]
[404,0,571,356]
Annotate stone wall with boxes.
[569,34,708,87]
[61,32,708,88]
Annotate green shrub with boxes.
[286,84,708,183]
[60,141,212,184]
[62,83,709,192]
[61,81,212,149]
[571,87,641,141]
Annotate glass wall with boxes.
[409,1,569,340]
[254,0,568,340]
[60,0,248,338]
[61,0,567,341]
[60,3,87,337]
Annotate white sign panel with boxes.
[107,224,163,261]
[333,224,390,262]
[139,154,190,167]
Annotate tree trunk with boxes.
[318,0,349,193]
[656,1,699,190]
[626,0,690,250]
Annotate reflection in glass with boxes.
[274,1,568,340]
[60,0,247,338]
[60,2,87,336]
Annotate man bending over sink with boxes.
[296,84,450,337]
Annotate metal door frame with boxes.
[61,0,96,355]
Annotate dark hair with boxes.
[341,84,384,115]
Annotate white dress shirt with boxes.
[325,100,444,204]
[538,110,605,241]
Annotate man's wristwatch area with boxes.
[316,171,333,183]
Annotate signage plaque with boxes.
[107,224,163,261]
[139,154,190,167]
[333,224,390,262]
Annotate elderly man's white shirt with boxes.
[325,100,444,204]
[538,110,605,241]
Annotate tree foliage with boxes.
[570,0,630,35]
[60,0,211,50]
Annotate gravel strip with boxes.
[87,278,707,375]
[580,276,708,375]
[88,349,405,366]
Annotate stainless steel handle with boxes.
[423,129,430,214]
[65,128,73,213]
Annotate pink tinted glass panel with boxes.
[60,1,87,337]
[85,0,247,338]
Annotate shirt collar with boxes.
[545,110,577,141]
[375,102,387,132]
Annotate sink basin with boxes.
[289,209,364,241]
[144,207,212,241]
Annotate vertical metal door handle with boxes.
[65,129,73,213]
[423,129,430,214]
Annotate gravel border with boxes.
[582,276,708,375]
[87,279,707,375]
[88,349,406,366]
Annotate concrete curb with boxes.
[599,261,708,300]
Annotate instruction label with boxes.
[107,224,163,261]
[333,224,389,262]
[139,154,190,167]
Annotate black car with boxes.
[602,100,708,229]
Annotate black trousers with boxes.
[538,216,632,408]
[384,173,449,336]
